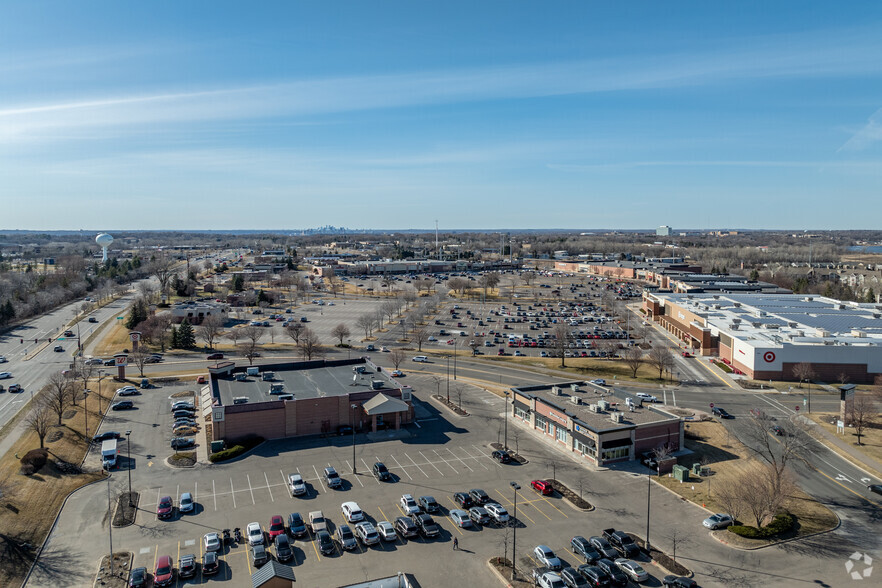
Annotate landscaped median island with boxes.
[547,478,593,510]
[208,435,264,463]
[655,421,838,548]
[431,393,469,416]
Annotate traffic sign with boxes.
[709,403,715,408]
[795,406,800,411]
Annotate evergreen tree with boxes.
[125,298,148,329]
[169,325,180,349]
[865,288,876,303]
[177,319,196,349]
[232,274,244,292]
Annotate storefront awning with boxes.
[601,437,632,449]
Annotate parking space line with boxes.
[246,474,256,504]
[152,545,158,573]
[194,482,197,506]
[460,446,488,469]
[472,444,502,467]
[390,455,412,480]
[264,472,274,502]
[280,469,289,497]
[176,484,180,509]
[418,451,445,476]
[404,453,430,478]
[155,488,161,520]
[313,465,326,492]
[433,449,459,473]
[230,478,236,509]
[446,447,473,471]
[540,495,568,518]
[522,497,552,521]
[364,458,379,483]
[212,480,217,511]
[445,498,465,535]
[495,489,536,525]
[305,527,321,561]
[344,462,365,487]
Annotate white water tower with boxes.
[96,233,114,262]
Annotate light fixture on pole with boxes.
[510,481,521,581]
[84,389,91,438]
[646,474,651,553]
[125,430,133,506]
[351,403,358,475]
[503,390,509,451]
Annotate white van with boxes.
[246,367,260,377]
[412,356,428,363]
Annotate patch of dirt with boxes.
[62,409,77,420]
[488,557,532,587]
[94,551,132,588]
[431,394,469,416]
[171,390,194,398]
[629,534,692,576]
[47,430,64,443]
[168,452,197,468]
[547,478,593,510]
[490,443,528,464]
[112,492,139,527]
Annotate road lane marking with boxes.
[815,469,881,507]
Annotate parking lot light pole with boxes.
[97,369,105,415]
[510,482,520,581]
[453,340,457,380]
[84,390,91,439]
[125,430,133,506]
[503,390,509,451]
[646,474,651,553]
[347,339,351,360]
[446,355,450,402]
[351,404,358,475]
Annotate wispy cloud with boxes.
[839,107,882,152]
[2,25,881,145]
[547,160,882,172]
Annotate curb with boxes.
[93,550,133,588]
[485,559,522,587]
[707,512,842,551]
[429,394,470,417]
[165,454,198,469]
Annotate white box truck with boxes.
[101,439,118,470]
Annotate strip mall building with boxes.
[643,292,882,383]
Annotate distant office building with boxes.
[656,226,673,237]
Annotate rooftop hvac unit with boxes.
[570,383,580,392]
[713,295,720,299]
[816,329,830,337]
[597,399,610,411]
[754,310,767,317]
[589,404,600,413]
[570,395,581,405]
[733,302,741,307]
[874,313,882,319]
[796,330,804,337]
[551,386,562,396]
[732,318,741,324]
[838,304,846,310]
[788,322,798,328]
[851,330,867,338]
[401,390,412,402]
[730,323,739,330]
[371,380,384,390]
[804,296,814,302]
[610,412,624,423]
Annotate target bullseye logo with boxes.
[763,351,776,363]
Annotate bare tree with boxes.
[621,346,644,378]
[791,362,815,388]
[851,394,878,445]
[285,322,305,346]
[381,300,398,324]
[25,399,53,449]
[481,273,501,298]
[150,256,177,302]
[198,314,225,350]
[225,327,242,350]
[666,528,690,564]
[468,338,483,356]
[412,326,429,352]
[72,357,95,406]
[647,346,675,380]
[520,271,536,287]
[239,324,264,365]
[389,348,406,369]
[44,371,73,426]
[454,383,465,409]
[547,458,558,481]
[714,481,745,524]
[298,327,323,360]
[741,412,812,496]
[512,429,521,456]
[551,323,570,368]
[355,314,374,339]
[330,323,351,346]
[130,348,150,378]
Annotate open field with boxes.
[809,411,882,476]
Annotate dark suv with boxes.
[596,559,628,587]
[412,513,440,538]
[372,462,391,481]
[571,536,600,563]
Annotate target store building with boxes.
[643,292,882,384]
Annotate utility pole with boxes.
[503,390,509,451]
[351,404,358,475]
[107,477,114,578]
[453,340,457,380]
[446,355,450,402]
[645,474,651,553]
[510,482,520,581]
[126,430,133,506]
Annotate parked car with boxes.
[595,558,627,587]
[274,533,294,562]
[203,532,221,552]
[485,502,510,525]
[703,513,734,529]
[342,501,365,523]
[308,511,327,534]
[588,536,618,560]
[250,544,268,567]
[170,437,194,449]
[453,492,473,508]
[531,479,553,496]
[246,521,264,545]
[202,551,219,576]
[116,386,138,396]
[376,520,397,541]
[419,495,440,513]
[355,521,381,545]
[602,528,640,558]
[571,536,601,563]
[469,506,491,526]
[450,509,472,528]
[178,554,197,579]
[590,379,607,386]
[93,431,121,443]
[412,513,440,538]
[469,488,491,504]
[157,496,174,519]
[268,515,286,540]
[288,512,307,537]
[337,524,358,550]
[324,466,342,488]
[372,462,391,481]
[288,473,307,496]
[153,555,175,587]
[178,492,194,513]
[534,545,563,570]
[663,576,698,588]
[635,392,658,403]
[111,400,134,410]
[394,516,418,539]
[399,494,420,515]
[316,530,335,555]
[491,450,511,463]
[615,559,648,583]
[560,566,591,588]
[577,564,611,588]
[128,566,148,588]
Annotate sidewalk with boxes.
[808,419,882,479]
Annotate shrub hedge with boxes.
[20,448,48,472]
[728,513,795,539]
[209,436,264,463]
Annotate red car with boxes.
[681,351,693,358]
[531,479,553,496]
[157,496,174,519]
[267,515,285,540]
[206,353,224,360]
[154,555,175,587]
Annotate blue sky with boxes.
[2,1,882,231]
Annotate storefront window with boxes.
[601,446,630,461]
[575,438,596,457]
[556,426,567,443]
[514,406,528,421]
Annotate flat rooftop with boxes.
[654,293,882,348]
[514,382,679,432]
[215,360,394,406]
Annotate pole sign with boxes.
[709,403,714,409]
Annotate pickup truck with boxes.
[308,510,327,534]
[602,528,640,558]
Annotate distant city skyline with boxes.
[2,1,882,230]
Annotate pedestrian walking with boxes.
[453,537,458,551]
